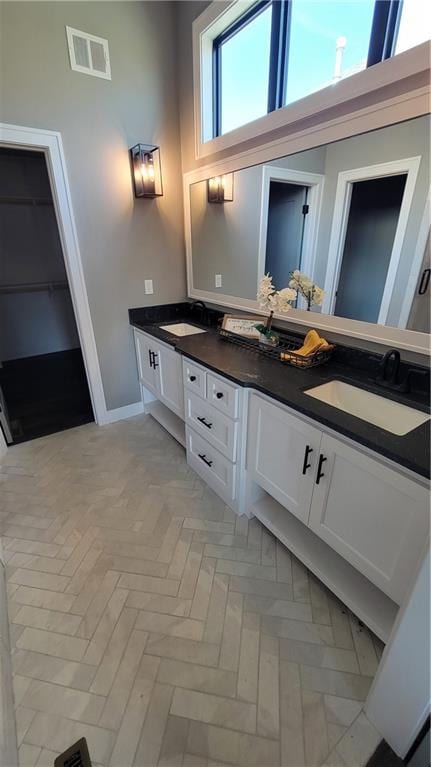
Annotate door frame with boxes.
[322,156,421,323]
[257,165,325,307]
[0,122,106,431]
[398,184,431,329]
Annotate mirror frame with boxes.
[184,93,431,355]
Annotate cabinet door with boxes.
[134,331,156,393]
[247,393,321,524]
[309,434,430,604]
[155,344,184,419]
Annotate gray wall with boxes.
[0,1,186,410]
[0,151,80,360]
[191,165,263,298]
[0,291,79,361]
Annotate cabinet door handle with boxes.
[316,454,327,485]
[216,391,224,399]
[197,416,212,429]
[302,445,313,475]
[148,349,153,368]
[152,352,159,369]
[198,453,213,467]
[189,375,197,382]
[418,268,430,295]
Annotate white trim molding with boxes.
[101,401,144,425]
[0,123,107,428]
[322,156,421,323]
[192,1,430,160]
[0,429,7,462]
[257,166,325,304]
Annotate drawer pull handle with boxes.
[197,416,212,429]
[198,453,213,467]
[189,375,197,382]
[216,391,224,399]
[316,454,327,485]
[302,445,313,475]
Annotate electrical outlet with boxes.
[144,279,154,295]
[215,274,222,288]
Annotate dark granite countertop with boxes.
[129,304,430,480]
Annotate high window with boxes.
[212,0,430,138]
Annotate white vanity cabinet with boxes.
[134,329,184,419]
[247,392,321,524]
[183,358,243,510]
[134,329,156,393]
[308,434,429,604]
[155,343,184,418]
[247,392,429,606]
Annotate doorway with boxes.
[334,174,407,323]
[257,165,325,305]
[0,147,94,444]
[265,181,308,290]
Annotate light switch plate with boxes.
[215,274,222,288]
[144,279,154,295]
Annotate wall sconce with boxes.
[207,174,234,203]
[130,143,163,198]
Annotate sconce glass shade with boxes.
[130,143,163,198]
[207,174,234,203]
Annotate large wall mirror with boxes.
[187,116,430,350]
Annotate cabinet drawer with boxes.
[186,427,236,505]
[207,373,239,419]
[185,391,238,462]
[183,358,206,398]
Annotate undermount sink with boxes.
[305,380,430,436]
[159,322,207,337]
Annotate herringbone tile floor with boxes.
[1,415,384,767]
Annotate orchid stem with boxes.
[266,311,273,332]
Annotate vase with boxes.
[259,332,279,347]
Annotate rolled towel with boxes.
[281,329,332,361]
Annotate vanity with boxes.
[130,304,430,644]
[129,110,430,664]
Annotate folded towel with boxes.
[281,329,332,361]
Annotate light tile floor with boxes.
[1,415,384,767]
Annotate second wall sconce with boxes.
[130,143,163,198]
[207,173,234,203]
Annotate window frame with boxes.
[212,0,289,137]
[192,2,430,161]
[212,0,403,139]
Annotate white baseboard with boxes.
[0,430,8,462]
[102,401,144,424]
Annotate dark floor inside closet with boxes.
[0,348,94,444]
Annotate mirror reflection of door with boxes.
[334,174,407,323]
[407,233,430,334]
[265,182,308,291]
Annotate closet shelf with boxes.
[0,195,53,206]
[0,281,68,294]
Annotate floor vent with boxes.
[54,738,92,767]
